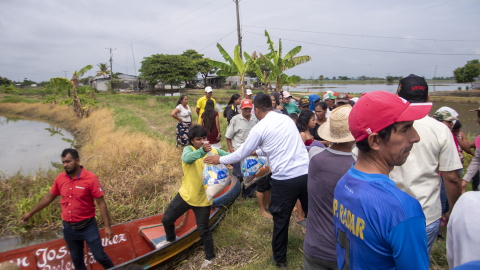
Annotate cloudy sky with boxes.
[1,0,479,83]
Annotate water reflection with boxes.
[0,115,75,177]
[289,83,471,94]
[0,229,62,253]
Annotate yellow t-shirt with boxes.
[179,146,219,206]
[196,96,216,124]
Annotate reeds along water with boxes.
[0,103,184,233]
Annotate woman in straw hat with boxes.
[304,105,356,270]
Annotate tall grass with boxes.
[0,102,183,232]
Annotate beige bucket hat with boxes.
[318,105,355,143]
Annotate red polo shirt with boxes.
[50,167,104,223]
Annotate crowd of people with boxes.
[18,75,480,270]
[168,74,480,269]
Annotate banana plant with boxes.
[44,77,71,103]
[2,84,19,94]
[264,30,311,92]
[207,44,255,98]
[70,65,93,118]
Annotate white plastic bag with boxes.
[202,151,231,201]
[241,156,271,188]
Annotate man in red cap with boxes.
[225,99,258,198]
[333,91,431,270]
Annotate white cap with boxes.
[245,89,253,95]
[205,86,213,93]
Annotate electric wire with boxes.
[198,29,238,52]
[243,25,480,42]
[245,31,480,56]
[114,0,219,47]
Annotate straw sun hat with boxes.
[318,105,355,143]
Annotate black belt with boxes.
[65,217,96,231]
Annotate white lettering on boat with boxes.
[2,233,128,270]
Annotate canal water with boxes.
[288,83,471,94]
[0,115,75,177]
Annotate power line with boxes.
[245,31,480,56]
[198,29,238,52]
[114,0,219,47]
[243,25,480,42]
[128,2,234,46]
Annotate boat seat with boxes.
[139,224,167,249]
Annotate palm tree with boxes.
[208,44,255,98]
[264,30,312,92]
[96,63,111,78]
[70,65,93,118]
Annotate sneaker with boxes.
[270,254,287,269]
[200,259,212,269]
[155,239,172,249]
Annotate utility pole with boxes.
[131,44,139,91]
[126,50,128,75]
[233,0,242,59]
[433,65,438,92]
[106,47,116,94]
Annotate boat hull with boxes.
[0,176,240,270]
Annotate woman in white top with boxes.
[171,94,192,147]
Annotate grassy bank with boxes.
[0,88,470,269]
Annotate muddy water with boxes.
[0,115,75,177]
[0,230,62,253]
[429,103,480,136]
[289,83,471,94]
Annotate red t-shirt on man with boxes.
[50,167,104,223]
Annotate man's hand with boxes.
[204,155,221,164]
[203,142,212,153]
[228,147,234,153]
[216,133,221,140]
[251,150,257,156]
[462,180,468,193]
[105,226,114,240]
[20,212,32,224]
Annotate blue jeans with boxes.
[62,220,114,270]
[440,180,449,214]
[426,218,441,255]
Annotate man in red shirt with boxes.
[20,149,114,270]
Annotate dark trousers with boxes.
[304,252,338,270]
[232,162,257,197]
[62,220,114,270]
[162,194,215,260]
[269,174,309,263]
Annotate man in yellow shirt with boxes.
[196,86,216,124]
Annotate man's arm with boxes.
[388,217,429,270]
[20,192,57,223]
[463,148,480,187]
[226,138,234,153]
[95,196,113,240]
[441,170,462,213]
[205,129,262,165]
[196,108,200,115]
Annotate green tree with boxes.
[139,54,197,90]
[319,75,324,82]
[44,77,72,104]
[386,76,394,84]
[0,76,13,87]
[454,59,480,88]
[21,78,36,87]
[96,63,111,78]
[264,30,311,92]
[208,44,255,97]
[182,49,217,87]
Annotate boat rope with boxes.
[137,212,187,236]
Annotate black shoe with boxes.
[270,254,287,269]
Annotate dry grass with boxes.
[147,97,156,108]
[0,102,183,232]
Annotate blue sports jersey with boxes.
[333,164,429,270]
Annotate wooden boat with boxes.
[0,176,241,270]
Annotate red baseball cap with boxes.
[348,91,432,142]
[241,99,253,109]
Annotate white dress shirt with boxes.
[220,111,309,180]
